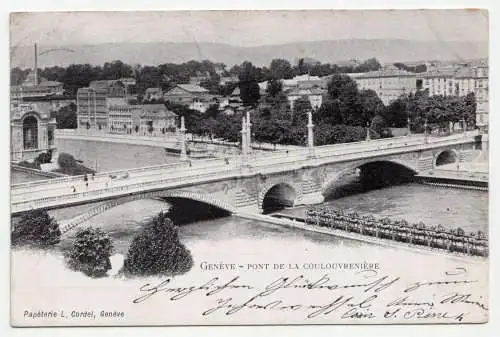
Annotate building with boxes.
[287,87,324,111]
[144,87,163,102]
[164,84,219,113]
[76,80,127,130]
[138,105,178,135]
[418,68,459,97]
[189,72,211,86]
[219,76,238,86]
[10,44,65,103]
[11,78,65,103]
[474,66,489,130]
[453,67,476,97]
[348,69,417,105]
[76,86,109,130]
[20,95,76,112]
[107,102,177,135]
[280,74,326,92]
[10,102,57,162]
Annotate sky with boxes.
[10,9,489,48]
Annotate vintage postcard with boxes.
[9,10,489,326]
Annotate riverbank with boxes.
[415,166,488,191]
[236,211,487,264]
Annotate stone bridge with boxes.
[11,132,483,231]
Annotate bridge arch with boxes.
[59,190,236,234]
[321,160,417,199]
[434,149,459,167]
[258,179,303,214]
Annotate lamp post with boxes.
[307,109,315,157]
[241,117,248,166]
[179,116,187,161]
[424,118,428,143]
[246,110,252,154]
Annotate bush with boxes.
[123,212,193,276]
[54,152,95,176]
[57,152,76,168]
[66,227,114,278]
[37,150,53,164]
[11,209,61,248]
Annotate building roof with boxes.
[287,87,325,97]
[419,68,458,78]
[454,67,477,78]
[38,80,64,87]
[350,69,416,79]
[145,87,163,94]
[124,104,178,119]
[175,84,209,93]
[231,87,240,96]
[293,74,322,82]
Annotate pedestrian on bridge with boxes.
[84,174,88,189]
[71,185,76,193]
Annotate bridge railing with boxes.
[11,164,240,213]
[11,156,231,196]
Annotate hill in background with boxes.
[10,39,488,69]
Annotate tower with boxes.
[33,43,38,87]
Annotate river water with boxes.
[55,138,180,172]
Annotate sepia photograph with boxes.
[9,9,489,327]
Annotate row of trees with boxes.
[11,209,193,278]
[170,73,390,145]
[383,90,477,132]
[11,57,383,98]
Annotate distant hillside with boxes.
[10,39,488,69]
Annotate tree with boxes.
[352,89,384,127]
[370,114,392,138]
[327,74,359,102]
[123,212,193,276]
[11,209,61,247]
[102,60,133,80]
[205,104,220,119]
[66,227,114,278]
[266,78,283,98]
[269,59,294,80]
[238,61,261,106]
[53,103,77,129]
[10,67,31,85]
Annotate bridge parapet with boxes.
[11,132,480,214]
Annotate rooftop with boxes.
[454,67,477,78]
[175,84,209,93]
[287,87,325,96]
[350,69,417,79]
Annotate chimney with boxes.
[34,43,38,86]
